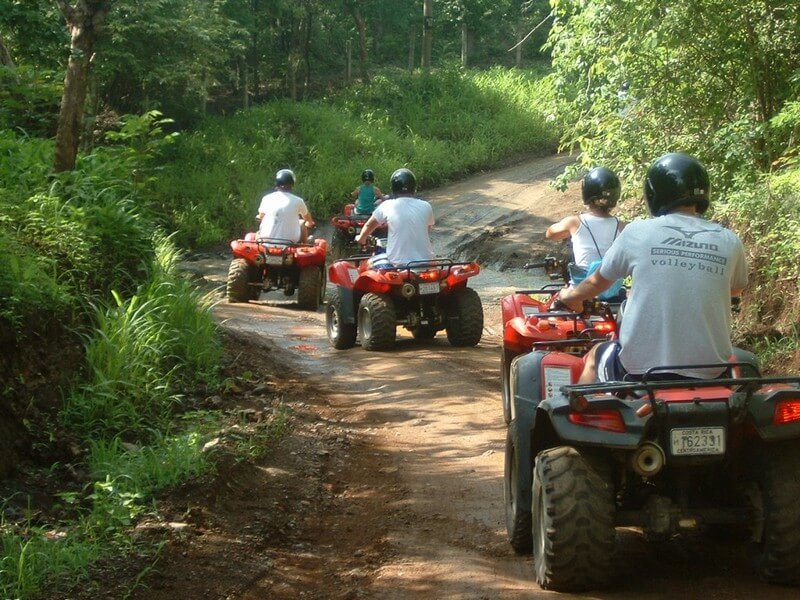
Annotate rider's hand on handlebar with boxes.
[555,288,584,313]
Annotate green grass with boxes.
[152,66,560,247]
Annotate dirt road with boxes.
[165,155,796,600]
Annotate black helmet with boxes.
[582,167,621,208]
[361,169,375,183]
[644,153,710,216]
[390,168,416,195]
[274,168,295,188]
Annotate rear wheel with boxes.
[532,446,615,591]
[504,420,532,554]
[326,288,356,349]
[444,287,483,347]
[358,293,396,351]
[227,258,258,303]
[501,349,520,424]
[748,441,800,584]
[297,266,323,310]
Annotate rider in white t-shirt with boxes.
[557,153,748,383]
[355,168,435,266]
[256,169,315,243]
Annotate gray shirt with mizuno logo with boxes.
[599,213,748,378]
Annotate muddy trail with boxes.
[127,155,795,600]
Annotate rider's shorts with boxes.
[594,342,698,382]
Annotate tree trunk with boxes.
[348,2,370,83]
[461,21,468,67]
[241,60,249,109]
[54,1,111,173]
[346,39,352,82]
[303,10,312,97]
[408,24,416,71]
[0,35,15,68]
[515,19,523,67]
[422,0,433,71]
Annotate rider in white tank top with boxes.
[546,167,626,271]
[571,213,621,267]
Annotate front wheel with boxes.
[326,288,356,349]
[444,287,483,347]
[532,446,615,591]
[358,293,396,351]
[747,441,800,584]
[297,266,323,310]
[504,420,532,554]
[501,349,520,424]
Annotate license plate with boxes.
[670,427,725,456]
[265,255,284,265]
[418,281,440,295]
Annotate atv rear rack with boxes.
[562,362,800,412]
[253,237,315,247]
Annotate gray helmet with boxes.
[361,169,375,183]
[644,153,710,216]
[274,169,295,188]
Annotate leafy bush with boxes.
[152,66,559,247]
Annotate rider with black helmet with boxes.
[355,167,435,266]
[256,168,315,243]
[558,153,748,383]
[546,167,626,299]
[350,168,385,215]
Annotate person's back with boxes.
[600,211,746,377]
[571,213,621,268]
[257,169,314,243]
[355,168,434,266]
[352,169,383,215]
[372,196,434,265]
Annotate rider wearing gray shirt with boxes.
[558,153,748,382]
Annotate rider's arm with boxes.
[351,187,359,199]
[557,270,615,311]
[374,186,384,201]
[302,209,315,229]
[355,215,380,245]
[545,215,580,241]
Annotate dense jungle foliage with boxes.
[0,0,798,596]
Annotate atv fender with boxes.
[328,261,360,289]
[504,318,534,354]
[330,284,357,325]
[540,393,648,450]
[501,292,540,327]
[747,386,800,441]
[231,239,262,264]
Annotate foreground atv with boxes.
[504,346,800,591]
[330,203,387,259]
[326,255,483,351]
[500,257,617,423]
[227,234,327,310]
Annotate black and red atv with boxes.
[226,233,327,310]
[325,253,483,351]
[500,257,617,423]
[504,336,800,591]
[329,203,387,259]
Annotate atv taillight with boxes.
[593,321,615,334]
[568,410,626,433]
[418,269,440,282]
[773,400,800,425]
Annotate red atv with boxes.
[501,257,617,423]
[330,203,387,259]
[227,233,327,310]
[504,335,800,591]
[326,253,483,351]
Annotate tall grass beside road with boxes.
[153,66,559,248]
